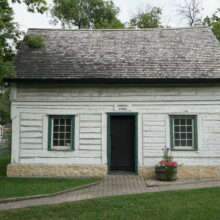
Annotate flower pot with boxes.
[155,167,177,181]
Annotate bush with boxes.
[24,34,44,48]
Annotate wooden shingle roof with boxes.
[6,27,220,82]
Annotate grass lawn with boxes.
[0,187,220,220]
[0,155,101,199]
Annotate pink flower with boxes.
[159,160,177,167]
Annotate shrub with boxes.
[24,34,44,48]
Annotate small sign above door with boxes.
[114,104,132,111]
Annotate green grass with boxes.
[0,177,101,199]
[0,156,101,199]
[0,187,220,220]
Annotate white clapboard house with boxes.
[4,27,220,178]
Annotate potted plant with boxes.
[155,146,180,181]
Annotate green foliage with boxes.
[0,176,101,199]
[0,89,11,124]
[51,0,124,29]
[129,5,162,28]
[0,0,20,82]
[203,9,220,42]
[0,155,10,176]
[11,0,48,14]
[0,0,48,124]
[24,34,45,48]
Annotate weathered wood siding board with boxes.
[16,84,220,102]
[19,149,102,158]
[79,114,102,151]
[202,115,220,152]
[19,113,43,151]
[10,84,220,167]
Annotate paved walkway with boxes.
[1,176,220,211]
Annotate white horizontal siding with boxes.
[8,83,220,167]
[16,84,220,102]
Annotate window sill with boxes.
[49,148,74,151]
[172,148,197,151]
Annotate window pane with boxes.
[66,133,71,139]
[174,119,180,125]
[54,118,59,125]
[60,126,65,132]
[174,126,179,132]
[53,140,58,146]
[60,133,65,139]
[174,133,180,139]
[181,140,186,146]
[187,119,192,125]
[59,139,64,146]
[66,119,71,125]
[66,141,71,146]
[180,126,186,132]
[174,140,180,146]
[181,133,186,139]
[187,133,192,139]
[66,126,71,132]
[180,119,186,125]
[187,140,193,146]
[53,133,58,139]
[187,126,192,132]
[60,119,65,125]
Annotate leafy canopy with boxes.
[129,5,162,28]
[51,0,124,29]
[11,0,48,13]
[203,9,220,42]
[0,0,48,124]
[0,0,21,83]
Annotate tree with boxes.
[51,0,124,29]
[0,0,21,83]
[203,9,220,42]
[0,0,48,124]
[176,0,203,27]
[11,0,48,13]
[129,5,162,29]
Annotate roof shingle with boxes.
[10,27,220,81]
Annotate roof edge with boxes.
[27,26,210,32]
[4,78,220,83]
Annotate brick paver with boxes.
[0,176,220,211]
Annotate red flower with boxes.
[159,160,177,167]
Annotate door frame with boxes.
[107,113,138,175]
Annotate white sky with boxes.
[11,0,220,31]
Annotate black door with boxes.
[110,115,135,172]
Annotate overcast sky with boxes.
[11,0,220,31]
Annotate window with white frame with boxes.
[48,115,75,151]
[170,115,197,151]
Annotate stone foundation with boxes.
[7,164,220,178]
[7,164,108,177]
[139,166,220,179]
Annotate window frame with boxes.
[170,115,198,151]
[48,115,75,151]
